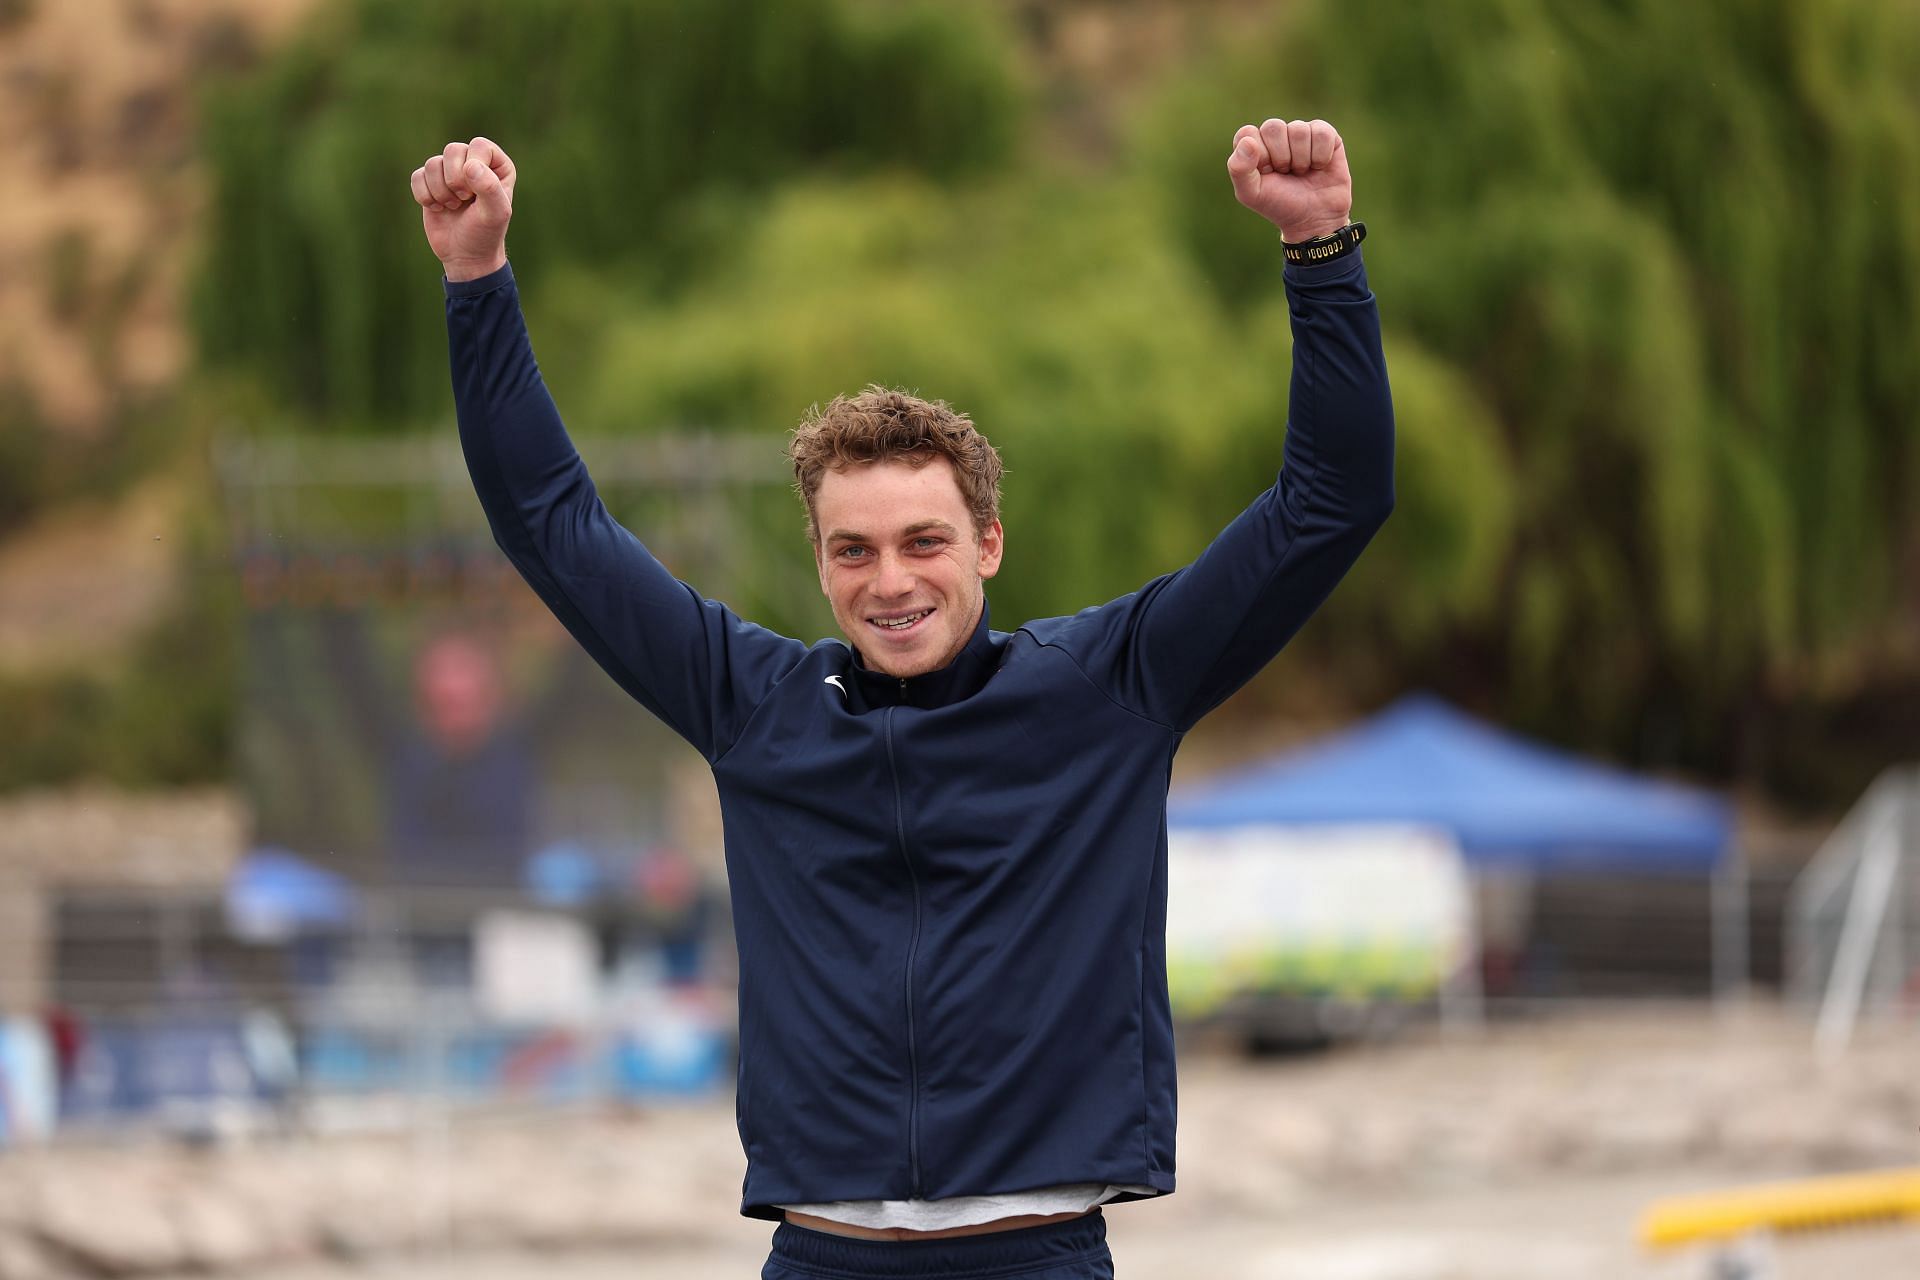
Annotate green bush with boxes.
[522,172,1516,655]
[1135,0,1920,751]
[0,554,235,791]
[167,0,1920,802]
[193,0,1024,422]
[0,383,51,536]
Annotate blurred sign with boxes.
[474,911,598,1024]
[1165,824,1472,1016]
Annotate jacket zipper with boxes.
[883,702,925,1197]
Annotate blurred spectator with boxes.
[386,631,535,889]
[630,845,715,984]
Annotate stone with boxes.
[33,1183,182,1276]
[0,1233,54,1280]
[171,1189,265,1271]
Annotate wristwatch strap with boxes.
[1282,221,1367,265]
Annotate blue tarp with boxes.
[1169,695,1732,873]
[226,848,359,939]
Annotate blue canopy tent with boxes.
[1170,695,1746,996]
[226,848,359,942]
[1171,695,1731,871]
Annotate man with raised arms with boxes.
[414,116,1391,1279]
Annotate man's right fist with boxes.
[411,137,515,281]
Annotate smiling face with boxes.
[813,455,1004,679]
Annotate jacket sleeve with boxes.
[1045,249,1395,733]
[445,262,807,763]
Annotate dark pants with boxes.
[762,1210,1114,1279]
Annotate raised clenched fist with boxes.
[1226,118,1351,244]
[411,137,516,281]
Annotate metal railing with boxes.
[1785,765,1920,1057]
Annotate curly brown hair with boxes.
[788,385,1004,543]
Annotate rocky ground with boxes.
[1,1003,1917,1279]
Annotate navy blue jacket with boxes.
[445,249,1393,1219]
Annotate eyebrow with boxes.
[824,519,961,546]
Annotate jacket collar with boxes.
[845,598,998,710]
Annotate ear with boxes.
[975,518,1004,581]
[813,538,831,595]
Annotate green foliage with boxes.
[528,171,1524,655]
[540,175,1266,632]
[46,227,91,324]
[1330,338,1515,647]
[0,385,180,539]
[192,0,1024,423]
[0,382,51,535]
[159,0,1920,799]
[0,386,238,794]
[1137,0,1920,741]
[0,546,236,790]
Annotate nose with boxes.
[873,550,916,600]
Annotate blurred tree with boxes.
[525,175,1250,632]
[0,525,235,790]
[1137,0,1920,767]
[193,0,1023,423]
[173,0,1920,805]
[538,171,1515,688]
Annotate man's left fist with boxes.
[1227,118,1351,243]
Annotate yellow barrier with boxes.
[1638,1167,1920,1248]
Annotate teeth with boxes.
[873,611,929,630]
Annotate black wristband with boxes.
[1282,221,1366,265]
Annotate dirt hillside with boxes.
[0,0,318,672]
[0,0,314,430]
